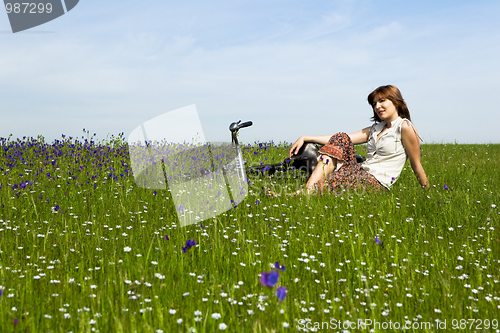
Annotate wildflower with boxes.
[182,239,196,253]
[219,323,227,330]
[444,184,449,190]
[164,235,169,240]
[212,313,221,319]
[53,205,60,211]
[277,286,287,301]
[374,235,383,246]
[14,318,19,326]
[260,271,279,288]
[178,204,184,212]
[274,261,286,271]
[123,246,132,252]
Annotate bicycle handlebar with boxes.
[238,121,253,129]
[230,120,253,145]
[229,120,253,133]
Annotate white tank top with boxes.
[361,117,421,189]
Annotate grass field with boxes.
[0,133,499,332]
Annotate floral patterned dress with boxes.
[316,132,387,193]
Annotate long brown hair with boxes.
[368,85,411,122]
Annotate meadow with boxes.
[0,133,499,332]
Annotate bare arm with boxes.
[289,127,371,157]
[289,135,333,157]
[401,121,429,188]
[348,127,371,145]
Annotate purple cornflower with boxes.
[14,318,19,326]
[182,239,196,253]
[178,204,184,212]
[444,184,449,190]
[0,289,2,296]
[255,199,260,205]
[375,235,383,246]
[164,235,170,240]
[54,205,60,211]
[274,261,286,271]
[276,286,287,301]
[153,190,157,196]
[260,270,279,288]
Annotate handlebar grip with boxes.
[239,121,253,128]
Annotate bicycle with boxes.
[229,120,366,177]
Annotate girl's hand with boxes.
[289,137,305,157]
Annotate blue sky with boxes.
[1,0,499,144]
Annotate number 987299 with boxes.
[5,3,53,14]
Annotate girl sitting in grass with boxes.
[289,85,429,195]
